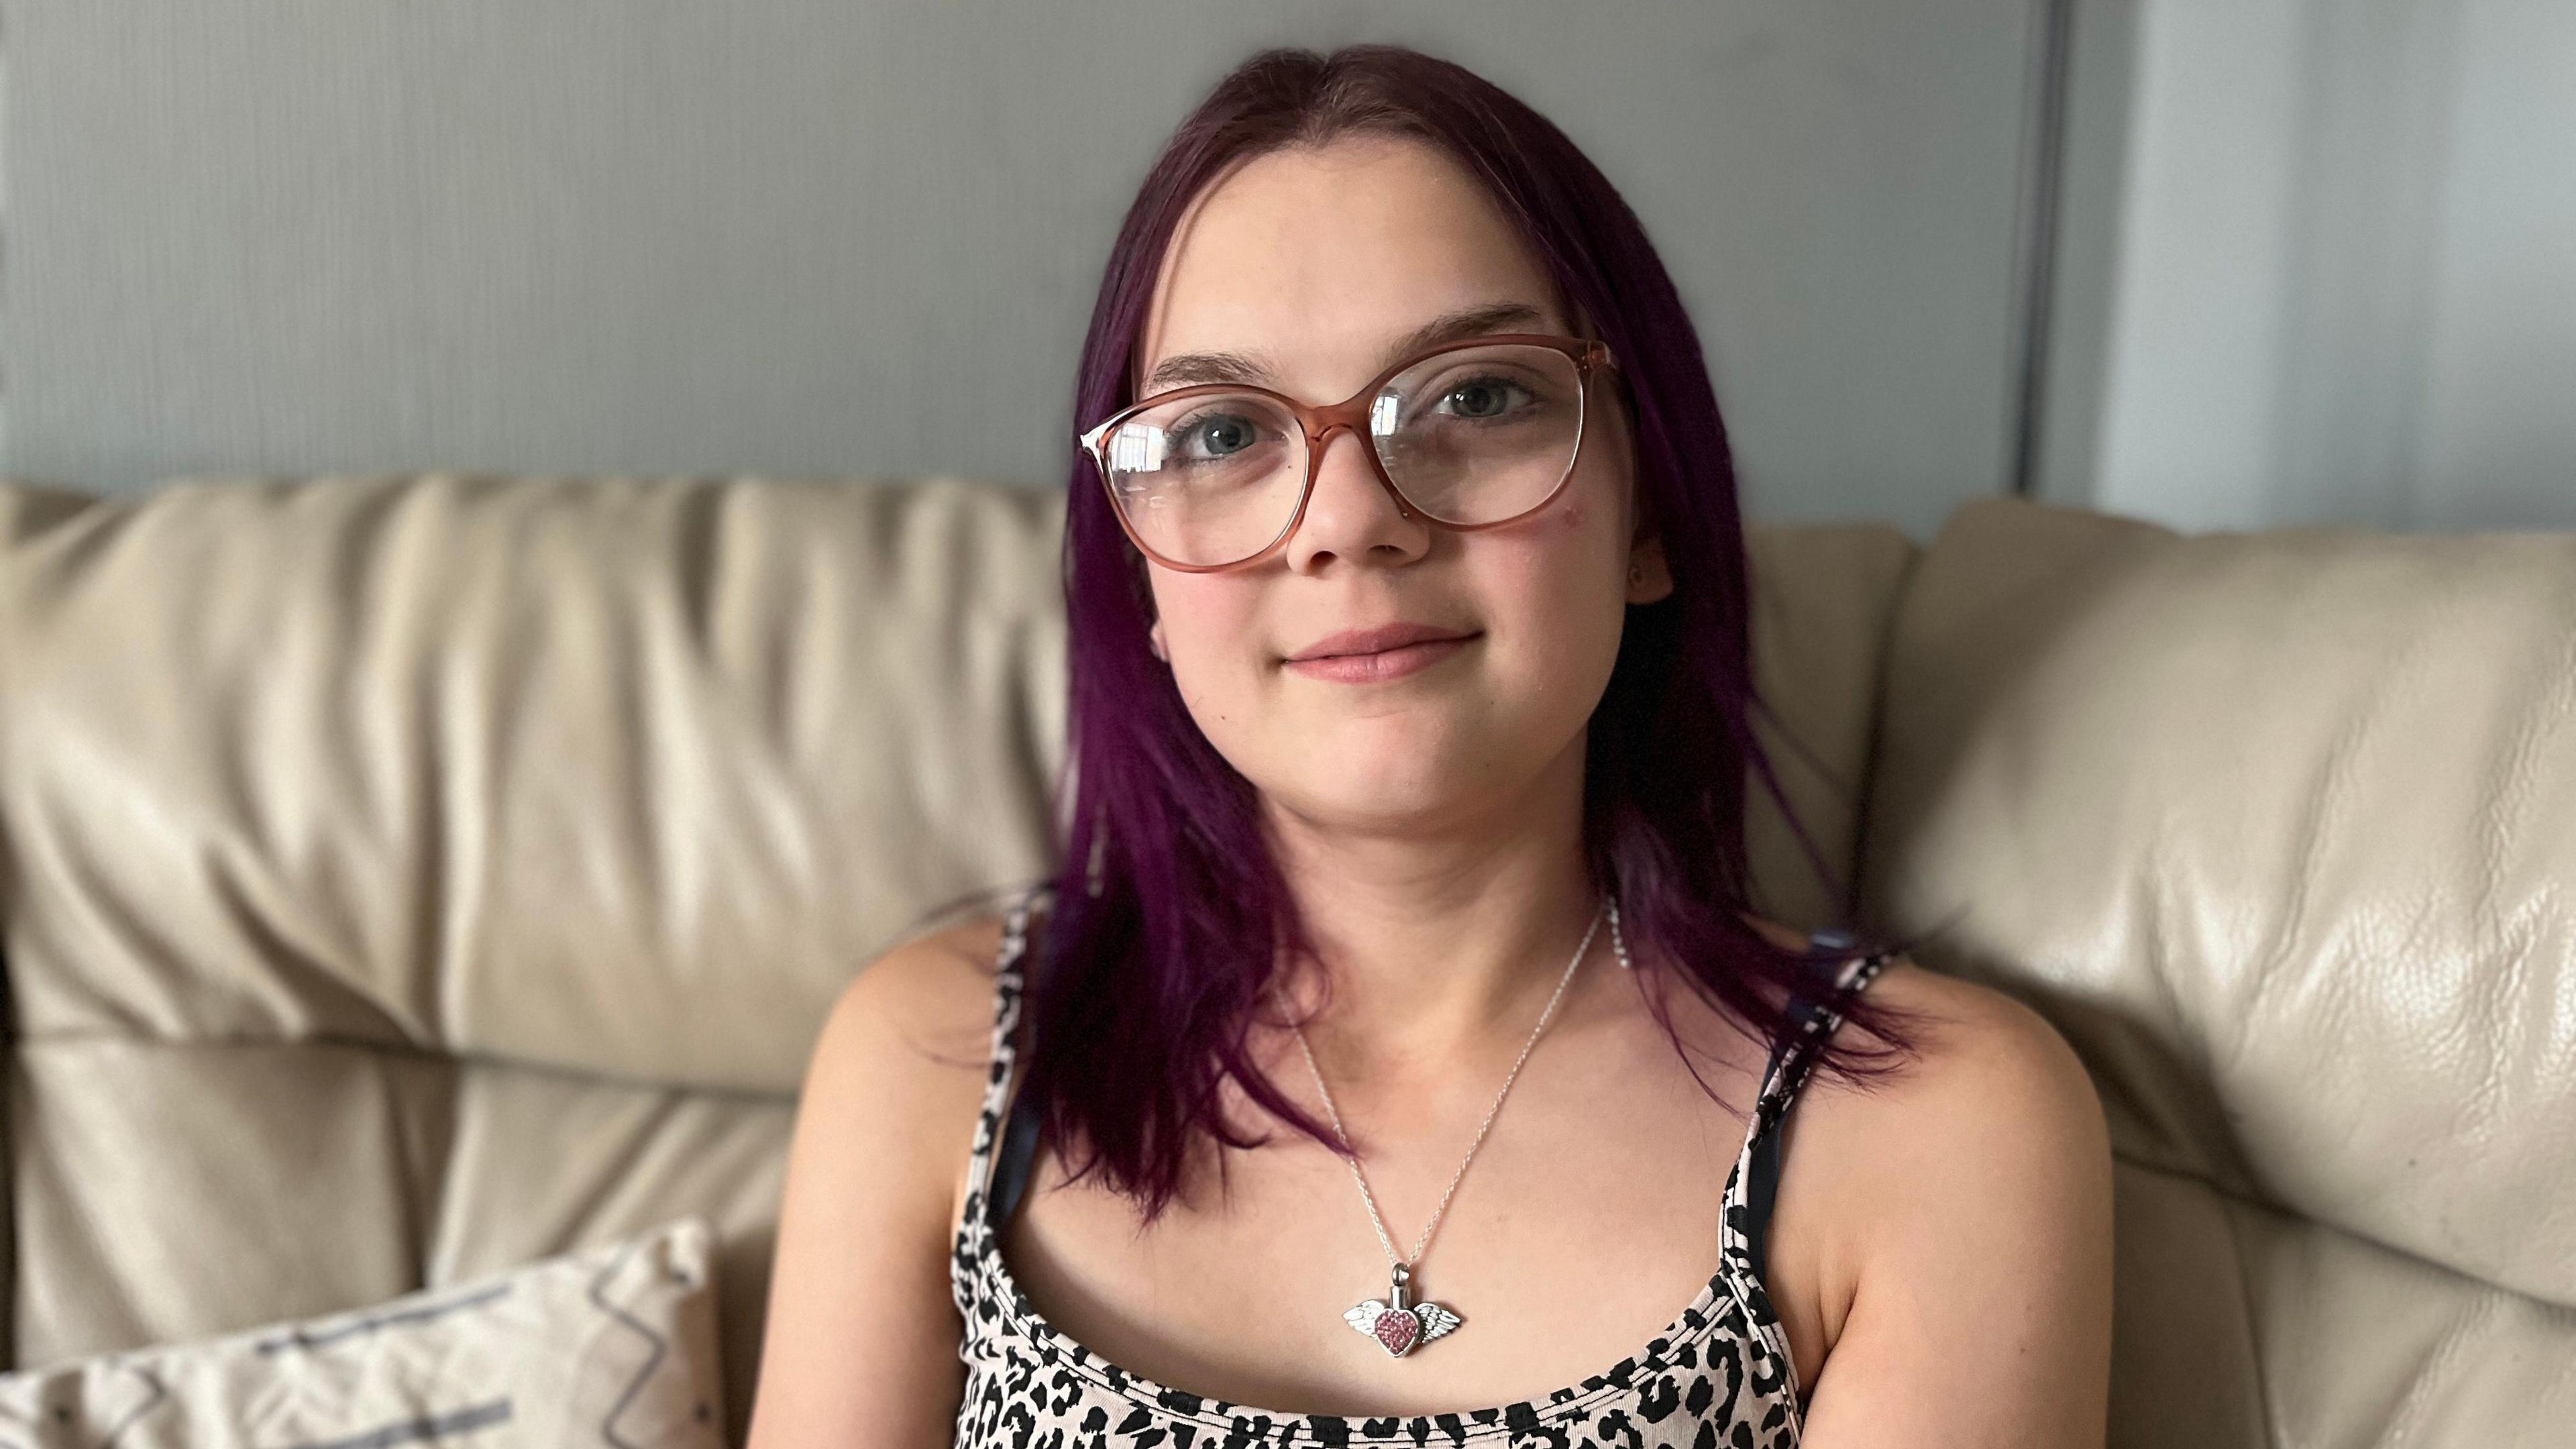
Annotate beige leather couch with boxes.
[0,474,2567,1446]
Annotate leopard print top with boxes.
[949,883,1890,1448]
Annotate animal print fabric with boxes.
[950,883,1890,1448]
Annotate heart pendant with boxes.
[1371,1308,1420,1356]
[1341,1263,1464,1359]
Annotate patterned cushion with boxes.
[0,1216,724,1448]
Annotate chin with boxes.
[1275,754,1488,825]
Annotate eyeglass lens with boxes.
[1099,342,1586,568]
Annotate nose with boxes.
[1282,421,1431,574]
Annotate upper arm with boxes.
[1796,969,2116,1448]
[743,919,1006,1449]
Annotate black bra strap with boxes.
[1742,1075,1793,1284]
[988,1088,1044,1232]
[1743,927,1860,1281]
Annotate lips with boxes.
[1280,623,1481,684]
[1284,622,1478,663]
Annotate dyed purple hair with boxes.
[1010,43,1925,1224]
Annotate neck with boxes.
[1257,741,1611,1086]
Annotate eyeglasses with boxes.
[1077,332,1618,572]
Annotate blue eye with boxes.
[1430,374,1540,422]
[1170,410,1264,460]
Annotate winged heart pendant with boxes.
[1342,1263,1462,1358]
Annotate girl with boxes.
[751,43,2112,1448]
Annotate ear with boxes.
[1148,620,1169,661]
[1625,533,1674,605]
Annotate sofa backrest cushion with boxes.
[1862,495,2576,1446]
[0,472,1914,1434]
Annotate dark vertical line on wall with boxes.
[2006,0,2077,499]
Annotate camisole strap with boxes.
[963,881,1049,1236]
[1736,928,1892,1282]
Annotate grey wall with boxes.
[2,1,2042,541]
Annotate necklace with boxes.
[1283,894,1631,1358]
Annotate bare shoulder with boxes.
[741,910,1016,1447]
[828,912,1014,1079]
[1745,914,2108,1220]
[801,910,1020,1224]
[1740,915,2101,1132]
[1744,919,2115,1443]
[1832,955,2108,1183]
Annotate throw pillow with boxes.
[0,1214,725,1448]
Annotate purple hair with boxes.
[1012,43,1925,1224]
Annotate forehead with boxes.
[1134,134,1570,399]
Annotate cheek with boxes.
[1153,582,1265,712]
[1497,488,1622,600]
[1157,579,1254,647]
[1481,493,1630,671]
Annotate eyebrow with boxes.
[1138,301,1551,396]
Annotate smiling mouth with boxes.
[1280,632,1482,683]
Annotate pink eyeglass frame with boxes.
[1076,332,1619,574]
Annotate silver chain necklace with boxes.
[1283,894,1631,1358]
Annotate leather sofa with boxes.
[0,473,2567,1445]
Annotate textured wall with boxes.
[1,1,2038,540]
